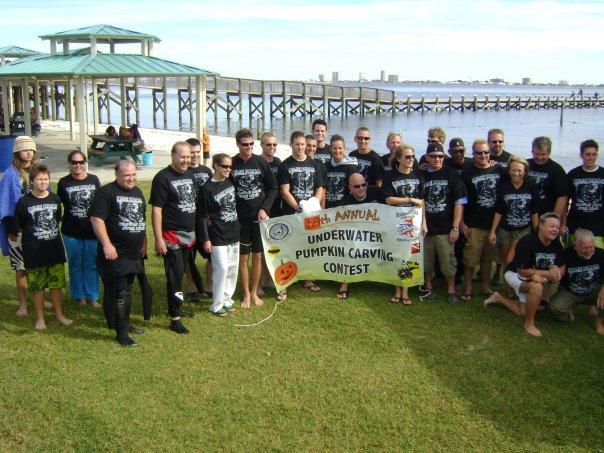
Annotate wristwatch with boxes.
[451,225,460,231]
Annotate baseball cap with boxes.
[449,138,465,148]
[426,142,444,154]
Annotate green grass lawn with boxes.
[1,182,602,451]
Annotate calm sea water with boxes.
[97,83,604,171]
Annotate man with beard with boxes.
[487,129,512,167]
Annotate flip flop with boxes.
[211,307,230,317]
[337,290,348,299]
[461,293,473,301]
[401,298,413,306]
[304,283,321,292]
[389,297,401,304]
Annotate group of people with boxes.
[0,119,602,346]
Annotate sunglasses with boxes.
[263,143,277,147]
[71,160,86,165]
[427,154,445,159]
[239,142,254,147]
[352,182,368,189]
[474,151,490,156]
[355,136,370,141]
[490,140,503,144]
[403,155,415,160]
[218,164,232,169]
[450,148,465,154]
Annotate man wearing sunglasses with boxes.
[444,138,471,175]
[488,129,512,168]
[231,128,278,309]
[460,139,505,300]
[343,173,382,205]
[350,127,385,187]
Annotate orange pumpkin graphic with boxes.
[274,261,298,285]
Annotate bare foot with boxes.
[56,316,73,326]
[587,305,598,316]
[35,319,47,331]
[524,323,542,337]
[596,319,604,335]
[43,300,54,309]
[252,295,264,307]
[89,301,101,309]
[241,295,251,309]
[16,304,28,317]
[78,299,87,306]
[483,292,501,308]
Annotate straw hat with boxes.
[13,136,37,153]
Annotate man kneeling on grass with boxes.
[483,212,565,337]
[549,229,604,335]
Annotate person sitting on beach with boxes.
[324,134,358,209]
[564,139,604,247]
[484,212,565,337]
[349,127,385,187]
[382,144,426,305]
[487,129,512,167]
[312,119,331,166]
[549,229,604,335]
[527,136,568,217]
[444,138,471,175]
[278,130,325,293]
[381,132,402,172]
[13,165,72,331]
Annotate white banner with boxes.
[260,203,424,291]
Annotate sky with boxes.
[3,0,603,84]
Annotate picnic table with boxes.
[88,135,144,164]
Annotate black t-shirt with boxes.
[325,160,358,208]
[349,149,385,185]
[230,154,278,220]
[490,150,512,167]
[90,182,146,260]
[495,179,538,230]
[264,156,282,217]
[527,158,569,214]
[189,165,213,190]
[444,156,472,176]
[277,156,325,215]
[149,166,197,232]
[197,179,240,246]
[342,186,383,205]
[559,247,604,295]
[507,231,564,272]
[57,173,100,239]
[314,145,331,166]
[422,167,466,235]
[381,154,393,173]
[15,192,66,269]
[567,166,604,235]
[461,164,504,229]
[381,169,425,200]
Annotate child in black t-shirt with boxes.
[13,165,72,331]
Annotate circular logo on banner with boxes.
[268,221,292,242]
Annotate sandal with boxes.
[389,297,401,304]
[304,282,321,292]
[447,293,459,304]
[461,292,473,301]
[277,291,287,302]
[401,298,413,306]
[211,307,230,317]
[337,290,348,299]
[224,305,236,313]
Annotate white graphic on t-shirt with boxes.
[472,173,499,207]
[567,264,600,295]
[504,193,531,228]
[65,184,96,218]
[355,158,371,177]
[193,171,210,187]
[289,166,315,200]
[326,171,346,202]
[528,171,548,201]
[171,179,196,213]
[214,186,237,222]
[231,168,262,200]
[315,153,331,165]
[391,178,420,198]
[116,196,145,232]
[27,204,59,240]
[535,252,556,269]
[425,179,448,213]
[573,178,604,213]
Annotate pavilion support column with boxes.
[75,77,88,158]
[2,82,10,135]
[188,77,193,128]
[120,77,127,127]
[23,78,32,136]
[67,79,75,140]
[50,82,57,120]
[134,77,140,125]
[105,78,111,125]
[8,81,14,116]
[162,77,168,129]
[195,75,207,141]
[92,79,99,134]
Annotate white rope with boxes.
[234,297,287,327]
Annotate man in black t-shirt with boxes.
[150,141,197,334]
[527,136,568,216]
[349,127,385,187]
[312,119,331,166]
[231,128,277,308]
[91,160,147,346]
[444,138,472,175]
[549,229,604,334]
[488,128,512,168]
[342,173,382,205]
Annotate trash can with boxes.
[142,151,153,167]
[0,135,16,173]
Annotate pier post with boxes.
[323,84,328,117]
[406,96,411,115]
[238,78,243,120]
[460,95,465,112]
[340,86,346,117]
[302,83,308,116]
[559,99,564,126]
[282,81,287,117]
[375,89,380,115]
[391,91,396,115]
[420,95,425,113]
[448,95,453,112]
[434,96,439,112]
[261,81,266,119]
[472,96,477,111]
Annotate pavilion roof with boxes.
[39,25,160,44]
[0,46,44,58]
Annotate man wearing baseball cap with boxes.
[445,138,471,175]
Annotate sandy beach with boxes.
[31,120,292,183]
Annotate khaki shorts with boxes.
[26,263,66,292]
[424,234,457,276]
[463,228,500,267]
[496,226,531,246]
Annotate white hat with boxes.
[13,136,37,153]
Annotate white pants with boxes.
[209,242,240,313]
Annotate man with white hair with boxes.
[549,229,604,334]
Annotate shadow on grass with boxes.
[359,282,603,450]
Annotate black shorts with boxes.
[239,219,263,254]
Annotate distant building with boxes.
[559,80,569,86]
[388,74,399,83]
[318,74,325,82]
[380,70,386,82]
[359,72,368,82]
[522,77,532,85]
[332,71,340,83]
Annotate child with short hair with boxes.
[13,165,72,330]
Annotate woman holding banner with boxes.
[382,144,427,305]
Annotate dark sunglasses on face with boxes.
[356,136,370,141]
[490,140,503,144]
[218,164,232,169]
[263,143,277,147]
[239,142,254,147]
[352,182,368,189]
[403,155,415,160]
[71,160,86,165]
[450,148,465,154]
[427,154,445,159]
[474,151,489,156]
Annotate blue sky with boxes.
[3,0,603,84]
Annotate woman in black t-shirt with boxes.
[58,150,101,308]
